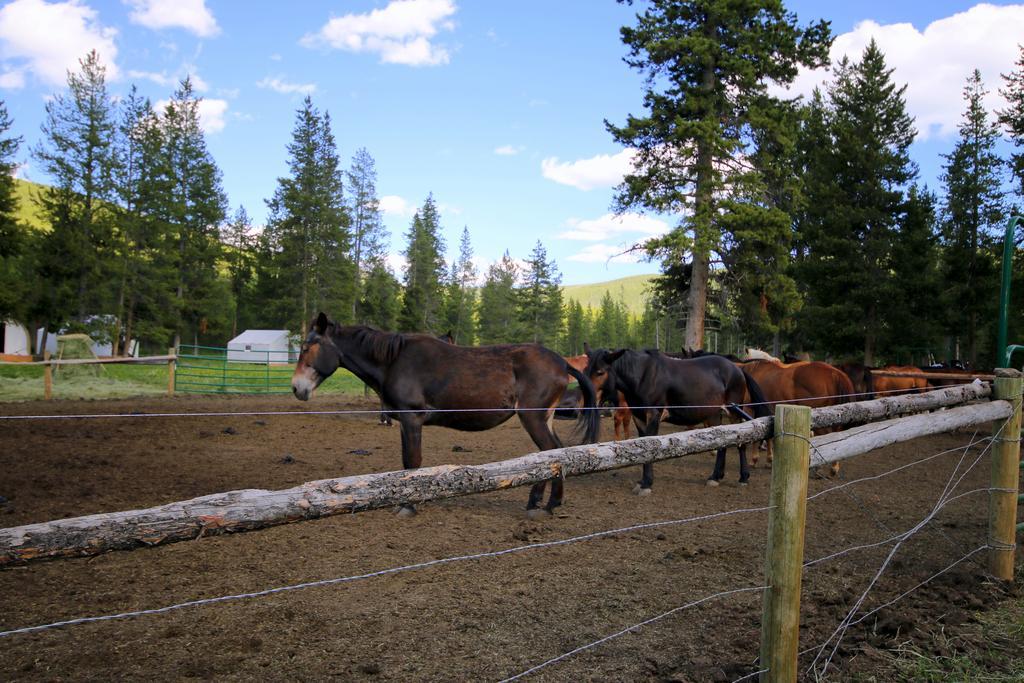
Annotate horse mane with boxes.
[344,326,407,366]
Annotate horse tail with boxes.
[567,364,601,444]
[741,369,773,419]
[860,366,874,400]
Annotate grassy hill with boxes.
[562,273,657,314]
[13,178,49,230]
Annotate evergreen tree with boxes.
[940,69,1006,366]
[564,298,591,355]
[158,77,228,347]
[398,194,446,332]
[32,50,119,334]
[264,96,351,335]
[0,100,25,325]
[608,0,830,349]
[795,41,917,362]
[518,240,564,346]
[357,257,402,331]
[111,86,173,354]
[477,251,519,344]
[439,226,477,344]
[222,205,256,337]
[592,291,631,349]
[347,147,386,319]
[998,45,1024,199]
[886,185,942,361]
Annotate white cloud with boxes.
[782,3,1024,140]
[0,0,118,87]
[257,76,317,96]
[130,67,209,92]
[126,0,219,38]
[198,98,227,133]
[541,148,637,191]
[301,0,457,67]
[566,244,644,264]
[380,195,415,216]
[386,252,407,275]
[557,212,670,242]
[494,144,523,156]
[155,95,228,133]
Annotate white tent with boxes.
[227,329,292,363]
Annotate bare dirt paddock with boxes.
[0,394,1021,681]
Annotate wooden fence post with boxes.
[989,368,1022,581]
[43,350,52,400]
[167,347,176,397]
[760,404,812,683]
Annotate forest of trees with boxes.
[1,4,1024,369]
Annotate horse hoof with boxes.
[738,481,749,487]
[396,505,417,518]
[526,508,552,520]
[635,487,653,497]
[706,479,720,487]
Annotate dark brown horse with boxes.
[585,348,771,490]
[376,330,455,427]
[565,353,635,439]
[293,313,601,516]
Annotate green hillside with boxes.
[13,178,49,230]
[562,273,657,314]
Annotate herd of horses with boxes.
[292,312,971,518]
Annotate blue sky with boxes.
[1,0,1022,285]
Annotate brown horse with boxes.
[741,359,856,475]
[871,365,929,396]
[565,353,634,439]
[293,313,601,516]
[585,348,771,490]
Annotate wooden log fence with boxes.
[0,379,1005,567]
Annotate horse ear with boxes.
[315,312,331,335]
[607,349,627,363]
[583,342,592,356]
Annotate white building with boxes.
[226,329,293,363]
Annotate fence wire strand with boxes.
[498,585,768,682]
[0,383,981,421]
[0,504,771,639]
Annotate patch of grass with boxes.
[0,360,368,402]
[887,582,1024,682]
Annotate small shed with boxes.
[227,329,292,363]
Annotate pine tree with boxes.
[564,298,590,355]
[998,45,1024,199]
[795,41,917,363]
[439,226,477,344]
[518,240,563,346]
[940,69,1006,366]
[477,251,519,344]
[158,77,228,347]
[608,0,830,350]
[32,50,119,332]
[0,100,25,325]
[347,147,385,319]
[398,195,446,332]
[264,96,352,335]
[222,205,256,337]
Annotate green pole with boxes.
[998,216,1023,367]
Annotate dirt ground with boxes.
[0,394,1021,682]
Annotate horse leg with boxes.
[518,410,564,517]
[633,411,659,496]
[397,418,424,517]
[379,398,392,427]
[738,444,751,484]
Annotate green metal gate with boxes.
[174,344,296,394]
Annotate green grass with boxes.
[562,273,656,314]
[14,178,49,231]
[0,361,368,402]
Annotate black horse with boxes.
[293,313,601,516]
[585,347,771,490]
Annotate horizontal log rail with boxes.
[870,369,995,381]
[0,383,1001,566]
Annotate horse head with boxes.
[584,346,626,405]
[292,311,342,401]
